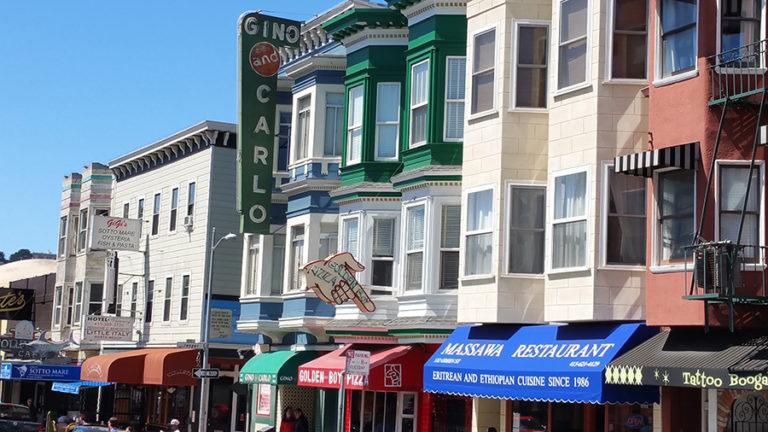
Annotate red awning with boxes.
[298,344,426,392]
[81,348,199,386]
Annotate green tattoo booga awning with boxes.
[240,351,317,385]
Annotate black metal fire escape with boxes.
[683,40,768,332]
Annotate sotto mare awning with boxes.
[81,348,198,386]
[606,329,768,391]
[240,351,318,385]
[298,344,427,392]
[614,142,699,177]
[424,323,659,404]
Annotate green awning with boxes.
[239,351,317,385]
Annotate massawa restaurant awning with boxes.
[298,344,427,392]
[52,381,113,394]
[81,348,198,386]
[240,350,317,385]
[605,329,768,391]
[424,323,659,404]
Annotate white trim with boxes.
[504,180,547,276]
[179,272,192,322]
[397,392,418,432]
[346,84,364,165]
[72,281,84,327]
[402,200,429,294]
[548,165,591,273]
[553,81,592,97]
[469,23,499,116]
[437,202,462,291]
[340,214,362,258]
[168,185,180,234]
[162,274,173,323]
[375,82,401,161]
[368,213,399,295]
[599,161,648,267]
[443,56,467,142]
[654,0,699,82]
[323,90,345,158]
[651,167,697,269]
[294,92,313,163]
[606,0,650,81]
[715,0,766,68]
[714,159,766,269]
[652,69,699,87]
[150,191,162,237]
[463,184,496,278]
[556,0,592,91]
[409,59,430,148]
[510,19,550,111]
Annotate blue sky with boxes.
[0,1,349,256]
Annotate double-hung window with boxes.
[445,57,466,140]
[347,86,364,164]
[719,164,762,262]
[145,280,154,323]
[130,282,138,318]
[320,225,338,260]
[66,287,74,325]
[54,286,62,327]
[123,203,130,218]
[515,24,549,108]
[405,206,426,291]
[87,282,102,316]
[721,0,760,57]
[74,282,83,323]
[58,216,68,257]
[376,83,400,160]
[559,0,589,89]
[325,93,344,157]
[278,112,292,171]
[296,96,311,161]
[659,0,697,78]
[169,188,178,232]
[410,61,430,146]
[78,209,88,251]
[180,275,190,320]
[508,186,546,274]
[290,226,305,291]
[138,198,145,219]
[611,0,648,79]
[187,183,196,217]
[152,193,161,235]
[552,170,588,269]
[271,235,286,296]
[342,218,359,257]
[471,29,496,114]
[116,284,123,317]
[465,189,494,276]
[605,167,647,265]
[440,205,461,289]
[163,277,172,322]
[656,169,695,264]
[371,219,395,293]
[247,236,260,296]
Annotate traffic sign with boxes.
[345,350,370,376]
[177,342,206,349]
[193,368,220,379]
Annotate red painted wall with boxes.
[646,0,768,328]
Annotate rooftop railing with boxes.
[709,39,767,105]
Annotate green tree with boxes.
[9,249,33,262]
[0,252,5,263]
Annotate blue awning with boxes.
[0,362,81,381]
[52,381,113,394]
[424,323,659,404]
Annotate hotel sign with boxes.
[237,13,301,233]
[81,315,134,342]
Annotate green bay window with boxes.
[410,60,429,147]
[445,57,466,140]
[347,85,364,164]
[376,83,400,160]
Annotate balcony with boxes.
[709,39,767,105]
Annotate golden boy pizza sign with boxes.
[301,253,376,313]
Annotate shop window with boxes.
[169,187,178,232]
[278,112,292,171]
[659,0,697,78]
[350,391,408,432]
[432,395,471,432]
[58,216,68,257]
[472,28,496,114]
[163,277,172,322]
[296,95,311,161]
[410,60,430,146]
[607,403,653,432]
[558,0,588,89]
[325,92,344,157]
[465,188,494,276]
[611,0,648,79]
[347,85,364,164]
[655,169,695,265]
[604,165,646,266]
[145,385,189,429]
[552,169,588,270]
[371,218,395,294]
[508,400,550,432]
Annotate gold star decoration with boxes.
[654,369,659,380]
[662,371,670,385]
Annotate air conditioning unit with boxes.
[694,243,741,295]
[183,216,194,232]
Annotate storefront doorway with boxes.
[349,390,416,432]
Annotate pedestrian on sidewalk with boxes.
[279,407,296,432]
[294,409,308,432]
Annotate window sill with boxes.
[597,265,646,272]
[459,274,496,284]
[603,78,649,86]
[467,109,499,123]
[547,266,591,275]
[374,157,399,163]
[508,107,548,114]
[652,70,698,88]
[500,273,545,279]
[553,82,592,98]
[649,264,692,274]
[714,66,766,75]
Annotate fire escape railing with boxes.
[709,39,767,105]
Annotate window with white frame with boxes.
[169,187,178,232]
[138,198,145,219]
[53,286,62,327]
[659,0,697,78]
[371,218,395,293]
[278,112,292,171]
[445,57,466,140]
[325,93,344,157]
[271,234,286,296]
[289,226,305,291]
[78,209,88,251]
[70,216,79,255]
[247,236,260,296]
[320,224,338,260]
[180,275,190,320]
[342,218,359,257]
[656,169,695,264]
[611,0,648,79]
[465,189,493,276]
[605,167,647,265]
[130,282,138,319]
[66,286,74,325]
[721,0,760,56]
[405,205,426,291]
[400,393,417,432]
[410,60,430,146]
[296,95,311,161]
[163,277,172,322]
[73,282,83,324]
[472,29,496,114]
[515,24,548,108]
[58,216,68,257]
[116,284,123,317]
[145,280,154,322]
[187,183,196,217]
[440,205,461,289]
[558,0,588,89]
[123,203,129,218]
[552,170,588,269]
[347,85,364,164]
[152,193,161,235]
[376,83,400,160]
[508,185,546,274]
[719,164,762,262]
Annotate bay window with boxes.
[465,189,493,276]
[58,216,68,257]
[552,170,588,269]
[278,112,292,171]
[376,83,400,160]
[719,164,762,262]
[53,286,62,327]
[659,0,697,77]
[342,218,359,257]
[325,93,344,157]
[611,0,648,79]
[605,167,646,265]
[440,205,461,289]
[271,234,286,296]
[371,218,395,293]
[289,226,305,291]
[471,28,496,114]
[405,206,426,291]
[89,283,103,315]
[78,208,88,251]
[445,57,466,139]
[247,237,260,296]
[320,224,338,259]
[74,282,83,324]
[656,169,695,264]
[347,85,364,164]
[558,0,588,89]
[508,185,546,274]
[410,60,429,146]
[296,95,311,161]
[515,24,549,108]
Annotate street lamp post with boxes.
[199,226,237,432]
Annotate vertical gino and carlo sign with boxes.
[237,13,301,234]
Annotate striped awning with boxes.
[614,142,699,177]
